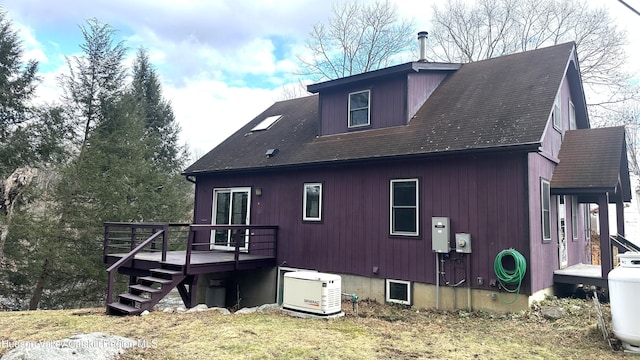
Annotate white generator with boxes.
[282,271,342,316]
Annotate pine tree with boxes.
[58,18,127,153]
[0,10,71,309]
[131,48,188,173]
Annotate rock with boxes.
[162,307,174,313]
[140,310,150,316]
[235,307,257,315]
[541,306,567,321]
[175,307,186,313]
[208,307,231,315]
[257,303,280,313]
[186,304,209,313]
[1,332,136,360]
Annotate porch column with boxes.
[616,196,625,238]
[598,193,612,278]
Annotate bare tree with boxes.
[608,106,640,178]
[430,0,636,111]
[275,79,311,101]
[297,0,415,81]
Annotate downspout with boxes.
[186,175,196,184]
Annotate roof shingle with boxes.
[184,42,576,175]
[550,126,631,201]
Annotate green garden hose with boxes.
[493,249,527,304]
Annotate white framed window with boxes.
[390,179,419,236]
[571,196,579,240]
[386,279,411,305]
[303,183,322,221]
[552,92,562,130]
[569,100,576,130]
[541,179,551,241]
[348,90,370,127]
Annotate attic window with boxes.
[348,90,370,128]
[252,115,282,132]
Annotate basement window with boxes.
[386,279,411,305]
[252,115,282,131]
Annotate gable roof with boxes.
[185,42,577,175]
[551,126,631,202]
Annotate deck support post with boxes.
[598,193,612,278]
[177,275,199,308]
[616,196,625,238]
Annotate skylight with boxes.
[251,115,282,131]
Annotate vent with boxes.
[265,148,279,158]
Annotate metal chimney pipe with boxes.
[418,31,428,62]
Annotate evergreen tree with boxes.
[130,48,188,173]
[0,10,38,163]
[58,18,127,153]
[0,11,70,176]
[0,10,71,309]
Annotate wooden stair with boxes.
[107,267,186,315]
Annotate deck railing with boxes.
[103,222,190,305]
[185,224,278,274]
[104,222,278,305]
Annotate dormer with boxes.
[307,60,460,136]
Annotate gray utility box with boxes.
[432,217,450,253]
[455,233,472,253]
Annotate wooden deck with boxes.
[103,222,279,315]
[553,263,608,288]
[105,250,276,274]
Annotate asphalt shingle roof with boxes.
[185,42,576,175]
[551,126,631,201]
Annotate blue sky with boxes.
[3,0,640,159]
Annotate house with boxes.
[103,40,631,315]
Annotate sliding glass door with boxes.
[211,187,250,251]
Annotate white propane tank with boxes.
[609,252,640,351]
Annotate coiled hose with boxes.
[493,249,527,304]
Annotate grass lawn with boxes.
[0,297,630,359]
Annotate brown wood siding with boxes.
[194,152,532,294]
[406,72,448,122]
[319,77,407,136]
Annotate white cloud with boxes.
[164,79,280,159]
[6,0,640,167]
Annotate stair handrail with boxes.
[611,234,640,253]
[105,229,164,306]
